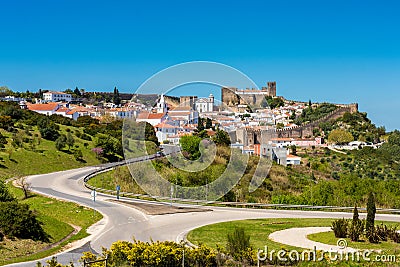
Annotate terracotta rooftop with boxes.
[137,112,166,120]
[154,123,176,129]
[27,103,59,111]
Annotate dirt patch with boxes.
[107,199,212,215]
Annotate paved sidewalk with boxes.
[269,227,357,252]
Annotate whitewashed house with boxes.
[43,91,72,102]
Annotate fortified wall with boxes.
[232,103,358,145]
[221,81,277,108]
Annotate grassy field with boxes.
[187,218,333,251]
[188,218,400,266]
[0,125,101,180]
[0,184,102,265]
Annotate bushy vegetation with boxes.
[226,227,252,262]
[294,103,337,125]
[263,96,284,109]
[0,201,49,242]
[81,240,218,267]
[331,218,348,238]
[0,181,48,242]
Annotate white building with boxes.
[168,106,198,125]
[43,91,72,102]
[156,94,168,114]
[27,103,60,116]
[106,108,134,119]
[154,122,180,143]
[286,154,301,165]
[195,94,214,113]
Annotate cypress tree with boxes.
[366,192,376,241]
[353,205,359,222]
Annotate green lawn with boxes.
[189,218,400,266]
[0,185,102,265]
[187,218,333,251]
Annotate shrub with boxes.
[74,149,83,161]
[348,206,364,242]
[0,181,15,202]
[0,202,49,242]
[55,134,67,151]
[388,226,400,243]
[348,219,364,242]
[79,240,217,267]
[332,218,348,238]
[226,227,251,261]
[81,133,92,141]
[366,229,380,244]
[375,224,389,242]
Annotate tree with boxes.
[0,132,7,148]
[212,128,230,146]
[15,176,31,199]
[144,122,159,146]
[265,96,284,109]
[112,87,121,106]
[205,118,212,129]
[0,86,13,97]
[276,122,284,129]
[366,192,377,242]
[39,121,60,141]
[180,135,202,160]
[55,134,67,151]
[73,86,81,97]
[328,129,354,145]
[290,145,297,155]
[0,115,12,129]
[66,132,75,150]
[76,115,99,126]
[353,205,359,221]
[0,202,49,241]
[92,147,103,158]
[0,181,15,202]
[197,118,205,132]
[94,133,122,160]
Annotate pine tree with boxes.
[74,86,81,96]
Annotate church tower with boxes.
[156,94,167,113]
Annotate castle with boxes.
[221,81,277,107]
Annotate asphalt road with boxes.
[5,166,400,267]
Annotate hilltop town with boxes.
[1,82,375,167]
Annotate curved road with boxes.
[6,166,400,266]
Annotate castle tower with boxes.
[267,81,276,97]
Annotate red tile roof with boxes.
[27,103,59,111]
[137,112,166,119]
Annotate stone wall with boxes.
[234,103,359,144]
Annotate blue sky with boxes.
[0,0,399,130]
